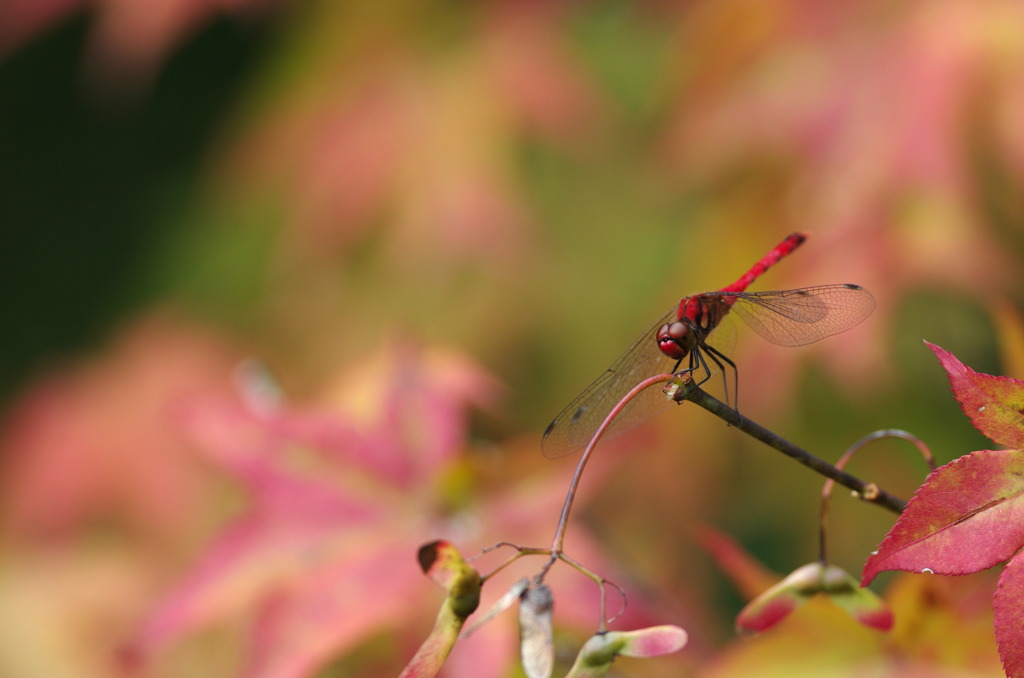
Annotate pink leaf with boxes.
[615,626,688,658]
[863,449,1024,584]
[564,626,687,677]
[244,541,419,678]
[0,313,238,541]
[735,563,819,635]
[927,341,1024,448]
[994,549,1024,678]
[695,525,782,600]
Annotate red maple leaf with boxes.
[863,341,1024,677]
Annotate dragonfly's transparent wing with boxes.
[724,284,875,347]
[541,308,681,459]
[541,283,874,459]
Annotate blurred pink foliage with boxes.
[122,342,498,677]
[214,2,604,261]
[3,0,1024,676]
[645,0,1024,412]
[664,0,1023,295]
[121,342,662,677]
[1,312,241,542]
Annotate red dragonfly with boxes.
[541,233,876,459]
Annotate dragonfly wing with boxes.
[726,284,876,347]
[542,307,681,459]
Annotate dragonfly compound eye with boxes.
[657,322,691,359]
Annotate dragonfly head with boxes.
[657,320,693,360]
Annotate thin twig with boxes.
[547,373,676,557]
[680,387,906,515]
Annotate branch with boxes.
[680,387,906,514]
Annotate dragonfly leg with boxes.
[703,343,738,411]
[689,347,715,390]
[666,356,702,401]
[668,357,696,380]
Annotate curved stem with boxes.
[818,429,932,561]
[529,377,906,631]
[547,373,677,558]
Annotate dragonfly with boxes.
[541,233,876,459]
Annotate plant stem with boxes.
[681,387,906,514]
[547,374,675,557]
[817,429,931,560]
